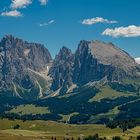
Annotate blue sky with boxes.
[0,0,140,58]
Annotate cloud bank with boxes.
[11,0,32,9]
[1,10,22,17]
[1,0,49,17]
[39,20,55,27]
[135,57,140,64]
[102,25,140,37]
[81,17,118,25]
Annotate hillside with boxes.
[0,35,140,124]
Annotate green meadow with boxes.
[0,119,139,140]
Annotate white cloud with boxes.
[11,0,32,9]
[39,20,55,27]
[1,10,22,17]
[1,0,49,17]
[39,0,48,5]
[135,57,140,64]
[81,17,118,25]
[102,25,140,37]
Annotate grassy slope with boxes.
[89,96,140,123]
[8,104,50,115]
[89,106,120,123]
[59,112,79,122]
[89,86,135,102]
[0,119,139,140]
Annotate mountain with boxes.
[0,35,140,123]
[0,35,140,98]
[50,40,140,94]
[73,40,139,85]
[0,35,52,100]
[49,46,74,95]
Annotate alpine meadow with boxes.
[0,0,140,140]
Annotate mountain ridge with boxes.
[0,35,140,99]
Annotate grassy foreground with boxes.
[0,119,140,140]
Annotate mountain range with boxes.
[0,35,140,124]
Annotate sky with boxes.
[0,0,140,59]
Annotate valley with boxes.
[0,119,140,140]
[0,35,140,139]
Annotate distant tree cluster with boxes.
[83,134,106,140]
[109,82,139,93]
[83,135,140,140]
[112,136,121,140]
[78,134,122,140]
[0,112,62,121]
[137,135,140,140]
[13,124,20,129]
[106,119,137,132]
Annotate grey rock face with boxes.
[0,35,52,71]
[49,46,74,94]
[0,35,52,99]
[50,40,140,94]
[73,40,110,85]
[73,40,139,85]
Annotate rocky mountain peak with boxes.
[0,35,52,71]
[49,46,74,94]
[88,40,137,68]
[56,46,73,61]
[73,40,140,85]
[0,35,52,99]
